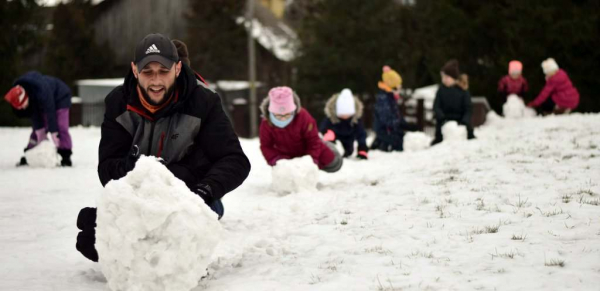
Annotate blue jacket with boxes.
[319,93,367,156]
[373,89,404,133]
[14,71,72,132]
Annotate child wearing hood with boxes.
[431,59,475,146]
[319,88,368,160]
[527,58,579,114]
[259,86,343,172]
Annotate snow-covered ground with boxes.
[1,113,599,291]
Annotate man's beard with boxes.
[139,82,176,106]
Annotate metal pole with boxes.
[247,0,258,138]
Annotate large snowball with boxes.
[403,132,431,152]
[24,140,60,168]
[271,156,319,194]
[96,156,223,291]
[503,94,537,118]
[441,121,467,141]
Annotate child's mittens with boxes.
[357,151,368,160]
[323,130,336,142]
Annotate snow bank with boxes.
[403,132,431,151]
[441,121,467,141]
[503,94,537,118]
[485,110,503,126]
[271,156,319,194]
[24,140,60,168]
[96,156,223,291]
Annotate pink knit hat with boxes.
[508,60,523,74]
[268,86,297,114]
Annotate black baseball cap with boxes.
[134,33,179,70]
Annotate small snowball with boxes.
[24,141,60,168]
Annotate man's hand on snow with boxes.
[192,183,213,205]
[124,145,141,172]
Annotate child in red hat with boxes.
[4,71,73,166]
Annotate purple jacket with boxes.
[530,69,579,109]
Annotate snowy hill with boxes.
[0,113,599,290]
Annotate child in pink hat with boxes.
[497,60,529,115]
[259,86,342,173]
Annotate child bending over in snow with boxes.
[259,86,342,172]
[497,60,529,115]
[319,88,368,160]
[527,58,579,115]
[431,59,475,146]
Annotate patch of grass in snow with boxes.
[511,233,527,241]
[376,275,399,291]
[431,176,461,186]
[508,194,530,212]
[562,194,572,203]
[577,189,596,196]
[365,245,393,255]
[309,273,322,284]
[489,248,522,260]
[579,197,600,206]
[536,207,564,217]
[409,250,434,259]
[485,223,501,233]
[476,198,485,211]
[340,219,348,225]
[435,203,448,218]
[545,258,565,267]
[319,259,343,273]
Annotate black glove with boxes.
[192,183,213,205]
[76,207,99,262]
[124,145,141,172]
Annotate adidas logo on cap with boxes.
[145,44,160,54]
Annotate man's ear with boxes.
[131,62,138,79]
[175,61,182,77]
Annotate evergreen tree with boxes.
[294,0,412,99]
[44,0,116,89]
[0,0,43,126]
[184,0,248,81]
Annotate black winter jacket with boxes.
[97,64,250,202]
[433,85,472,124]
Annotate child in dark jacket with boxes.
[4,71,73,166]
[497,60,529,114]
[259,86,342,173]
[319,89,368,160]
[431,60,475,146]
[372,66,415,152]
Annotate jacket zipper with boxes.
[147,121,156,155]
[156,132,166,158]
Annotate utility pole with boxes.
[246,0,258,137]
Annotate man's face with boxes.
[131,61,182,104]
